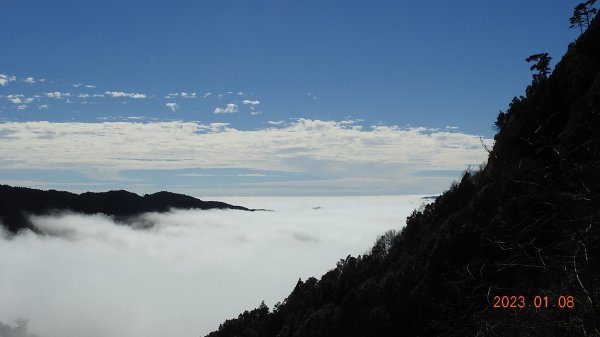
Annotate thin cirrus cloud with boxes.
[214,103,238,114]
[0,119,491,194]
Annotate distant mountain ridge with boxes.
[0,184,251,234]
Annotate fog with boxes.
[0,195,426,337]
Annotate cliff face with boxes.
[205,14,600,337]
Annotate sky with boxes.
[0,195,424,337]
[0,0,583,196]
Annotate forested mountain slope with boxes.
[205,13,600,337]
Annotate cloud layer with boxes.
[0,195,425,337]
[0,119,490,194]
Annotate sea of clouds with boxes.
[0,195,428,337]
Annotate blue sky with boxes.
[0,0,585,196]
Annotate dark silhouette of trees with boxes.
[570,0,598,33]
[370,229,397,259]
[0,185,252,234]
[525,53,551,83]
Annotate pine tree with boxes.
[525,53,552,83]
[570,0,598,33]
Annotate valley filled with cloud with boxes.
[0,195,425,337]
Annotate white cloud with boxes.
[0,74,16,86]
[203,92,212,98]
[77,93,90,98]
[0,195,424,337]
[0,119,492,194]
[205,122,231,133]
[237,173,266,177]
[180,92,196,99]
[176,173,268,178]
[38,104,49,109]
[267,120,285,125]
[165,102,178,112]
[74,83,96,88]
[45,92,71,99]
[250,111,263,116]
[242,100,260,106]
[105,91,146,99]
[214,103,238,114]
[20,76,44,84]
[167,92,196,99]
[7,95,34,104]
[16,105,28,110]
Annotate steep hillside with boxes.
[204,14,600,337]
[0,185,251,234]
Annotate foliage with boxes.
[526,53,552,83]
[570,0,598,33]
[370,229,398,259]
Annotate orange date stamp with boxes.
[492,295,575,309]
